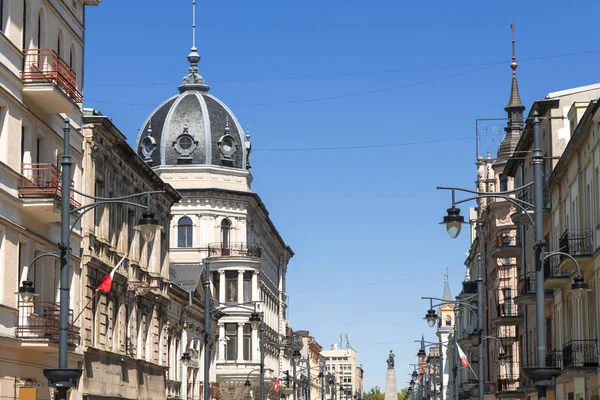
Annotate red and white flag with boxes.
[457,344,469,367]
[273,379,280,393]
[98,254,128,293]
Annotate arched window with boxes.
[220,219,231,248]
[445,315,451,326]
[177,216,193,248]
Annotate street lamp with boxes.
[437,111,581,400]
[424,308,438,328]
[15,119,166,400]
[440,206,467,239]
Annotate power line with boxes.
[288,275,436,294]
[253,136,474,152]
[85,48,600,88]
[86,63,500,109]
[84,47,600,108]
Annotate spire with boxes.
[505,23,524,111]
[179,0,210,92]
[442,271,452,302]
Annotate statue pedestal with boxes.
[384,367,397,400]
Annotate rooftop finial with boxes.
[505,22,524,110]
[192,0,196,50]
[179,0,210,92]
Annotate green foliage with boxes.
[397,388,409,400]
[363,386,384,400]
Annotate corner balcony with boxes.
[15,300,80,348]
[208,242,262,258]
[561,340,598,378]
[490,228,521,258]
[496,363,523,398]
[18,163,80,223]
[544,256,574,289]
[514,272,553,305]
[492,303,522,328]
[21,48,81,114]
[558,229,594,273]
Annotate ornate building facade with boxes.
[79,110,180,400]
[134,16,294,400]
[0,1,101,400]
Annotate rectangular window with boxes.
[212,272,220,301]
[243,324,251,360]
[225,323,237,361]
[17,242,23,293]
[500,174,508,192]
[243,272,252,302]
[225,271,237,303]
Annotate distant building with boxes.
[321,346,363,399]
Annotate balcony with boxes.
[562,340,598,378]
[492,303,522,327]
[544,256,574,289]
[208,242,262,258]
[490,228,521,258]
[166,379,181,400]
[558,229,594,272]
[18,163,80,222]
[15,300,80,347]
[496,363,523,398]
[514,272,552,305]
[21,48,81,114]
[546,350,563,370]
[511,188,534,225]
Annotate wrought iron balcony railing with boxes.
[546,349,563,369]
[18,163,80,208]
[15,300,80,346]
[559,229,594,258]
[518,272,536,296]
[543,256,574,279]
[21,48,82,103]
[563,340,598,368]
[497,302,519,318]
[208,242,262,258]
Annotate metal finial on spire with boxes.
[505,22,524,111]
[147,118,152,135]
[224,116,230,133]
[179,0,209,92]
[192,0,196,49]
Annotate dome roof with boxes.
[135,48,250,170]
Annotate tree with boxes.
[363,386,384,400]
[397,388,409,400]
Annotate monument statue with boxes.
[386,350,395,369]
[384,350,397,400]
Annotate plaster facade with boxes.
[0,1,100,400]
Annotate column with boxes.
[237,323,244,362]
[252,319,259,362]
[218,323,225,362]
[219,271,225,304]
[252,271,259,304]
[238,270,244,303]
[181,328,188,400]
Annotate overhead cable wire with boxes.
[85,47,600,88]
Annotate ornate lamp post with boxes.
[16,119,164,400]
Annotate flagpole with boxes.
[72,289,100,325]
[72,254,128,325]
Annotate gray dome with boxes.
[135,49,250,170]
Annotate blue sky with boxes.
[84,0,600,391]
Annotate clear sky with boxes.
[84,0,600,391]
